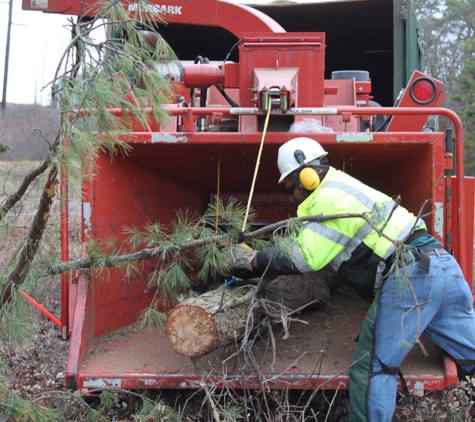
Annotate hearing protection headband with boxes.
[293,149,325,191]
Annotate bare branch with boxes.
[0,164,59,307]
[0,134,60,222]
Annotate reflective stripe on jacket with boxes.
[290,167,425,294]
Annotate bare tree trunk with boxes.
[0,164,58,307]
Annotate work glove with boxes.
[220,243,258,276]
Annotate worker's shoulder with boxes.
[321,167,362,190]
[324,167,385,197]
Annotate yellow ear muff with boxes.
[299,167,320,191]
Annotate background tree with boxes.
[445,0,475,174]
[415,0,475,174]
[0,104,59,161]
[452,38,475,174]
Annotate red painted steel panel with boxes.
[21,0,284,35]
[449,176,475,288]
[86,154,208,337]
[77,373,454,392]
[387,70,445,132]
[239,34,325,108]
[120,131,445,234]
[66,273,95,389]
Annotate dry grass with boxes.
[0,103,60,161]
[0,160,82,265]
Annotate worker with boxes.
[224,137,475,422]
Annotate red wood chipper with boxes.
[22,0,474,394]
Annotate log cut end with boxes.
[166,305,218,357]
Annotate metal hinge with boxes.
[401,0,408,21]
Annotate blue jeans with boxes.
[349,250,475,422]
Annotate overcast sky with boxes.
[0,0,72,106]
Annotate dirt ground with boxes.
[2,280,475,421]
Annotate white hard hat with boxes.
[277,138,328,183]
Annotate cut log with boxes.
[166,286,251,358]
[166,269,338,358]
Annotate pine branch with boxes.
[47,211,396,275]
[243,212,398,244]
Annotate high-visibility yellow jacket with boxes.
[255,167,425,296]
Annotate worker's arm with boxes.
[253,248,302,276]
[225,244,303,279]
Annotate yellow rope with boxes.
[215,161,220,235]
[242,97,272,232]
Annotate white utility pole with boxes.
[1,0,13,110]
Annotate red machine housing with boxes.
[22,0,474,394]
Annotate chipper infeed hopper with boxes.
[33,0,474,393]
